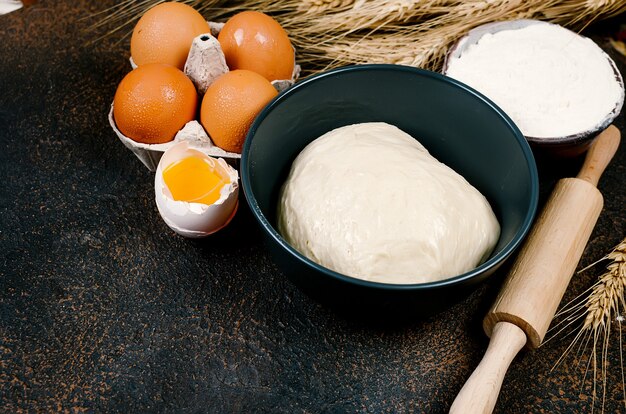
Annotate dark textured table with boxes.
[1,2,624,412]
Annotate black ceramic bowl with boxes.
[241,65,539,317]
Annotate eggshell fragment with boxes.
[0,1,23,15]
[154,141,239,238]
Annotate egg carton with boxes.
[110,21,301,171]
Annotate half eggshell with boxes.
[154,141,239,238]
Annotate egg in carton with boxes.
[109,21,301,171]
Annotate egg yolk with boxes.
[162,156,230,205]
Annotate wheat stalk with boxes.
[548,237,626,413]
[82,0,213,45]
[284,0,553,73]
[540,0,626,29]
[290,0,451,34]
[285,0,534,41]
[295,29,451,71]
[297,0,355,15]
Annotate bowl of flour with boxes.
[443,19,624,157]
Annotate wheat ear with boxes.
[548,237,626,413]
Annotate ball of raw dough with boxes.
[277,122,500,284]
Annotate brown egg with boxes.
[113,64,198,144]
[131,2,210,70]
[218,11,294,82]
[200,70,278,153]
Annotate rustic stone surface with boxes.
[0,2,624,413]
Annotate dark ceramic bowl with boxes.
[443,19,625,158]
[241,65,539,317]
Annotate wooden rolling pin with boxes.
[449,125,621,414]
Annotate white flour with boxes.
[446,23,623,138]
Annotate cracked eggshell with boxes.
[154,141,239,238]
[118,20,299,170]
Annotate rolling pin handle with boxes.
[449,322,527,414]
[576,125,620,186]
